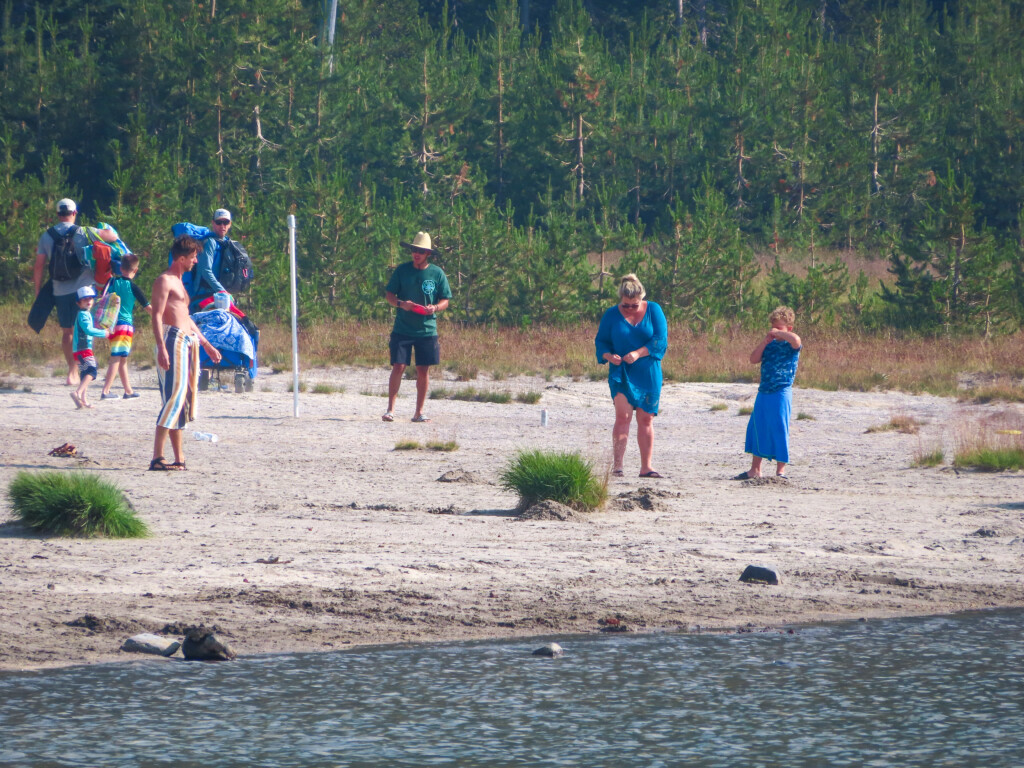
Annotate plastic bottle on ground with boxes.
[193,431,219,443]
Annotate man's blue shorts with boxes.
[389,333,441,367]
[55,293,80,328]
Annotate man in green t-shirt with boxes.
[383,231,453,423]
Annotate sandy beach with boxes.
[1,364,1023,672]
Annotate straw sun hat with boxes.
[399,231,439,255]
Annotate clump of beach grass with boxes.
[7,472,148,538]
[953,414,1024,471]
[287,380,308,393]
[500,449,607,513]
[394,439,459,452]
[866,414,920,434]
[737,406,753,416]
[311,382,345,395]
[710,403,728,412]
[912,446,945,468]
[431,387,513,404]
[514,391,542,404]
[426,440,459,452]
[796,412,815,420]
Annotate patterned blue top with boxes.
[759,340,801,393]
[594,301,668,414]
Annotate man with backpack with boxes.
[34,198,118,385]
[187,208,253,306]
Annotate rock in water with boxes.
[181,628,236,661]
[121,633,181,657]
[532,642,564,658]
[739,565,781,585]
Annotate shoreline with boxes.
[2,366,1023,672]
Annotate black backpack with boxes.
[217,238,254,293]
[47,225,84,282]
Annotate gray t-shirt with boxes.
[36,222,95,296]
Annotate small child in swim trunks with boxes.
[100,253,152,400]
[71,286,108,409]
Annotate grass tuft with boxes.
[796,412,815,420]
[426,440,459,452]
[287,380,308,393]
[394,440,421,451]
[311,382,345,395]
[953,447,1024,471]
[500,449,607,513]
[737,406,753,416]
[709,403,728,412]
[912,447,945,468]
[514,391,542,404]
[431,386,513,404]
[7,472,149,538]
[866,414,920,434]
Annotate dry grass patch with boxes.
[867,414,921,434]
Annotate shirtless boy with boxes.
[149,235,222,471]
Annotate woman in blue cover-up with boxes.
[736,305,802,480]
[595,274,668,479]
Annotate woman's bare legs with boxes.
[636,408,655,475]
[611,394,634,473]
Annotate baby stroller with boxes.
[191,299,259,393]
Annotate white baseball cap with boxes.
[57,198,77,214]
[76,285,96,300]
[213,208,232,222]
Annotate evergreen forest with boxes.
[2,0,1023,334]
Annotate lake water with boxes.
[1,609,1022,767]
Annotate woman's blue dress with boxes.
[594,301,668,415]
[744,340,801,463]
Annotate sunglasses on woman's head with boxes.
[620,302,640,310]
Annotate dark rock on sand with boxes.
[519,500,584,522]
[182,627,236,661]
[532,642,564,658]
[739,565,781,585]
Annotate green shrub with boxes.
[796,412,815,420]
[953,447,1024,471]
[515,391,542,404]
[287,380,308,393]
[7,472,149,538]
[394,440,421,451]
[710,403,728,412]
[738,406,753,416]
[500,450,607,512]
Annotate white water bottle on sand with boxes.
[193,431,219,443]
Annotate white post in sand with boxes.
[288,214,300,417]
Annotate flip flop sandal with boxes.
[611,469,624,477]
[411,414,431,423]
[382,412,395,422]
[70,392,83,409]
[169,462,187,471]
[639,470,664,478]
[148,457,173,471]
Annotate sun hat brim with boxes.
[400,241,439,255]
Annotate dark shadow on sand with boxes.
[0,520,37,539]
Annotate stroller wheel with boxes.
[199,369,211,392]
[234,372,246,393]
[244,377,253,392]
